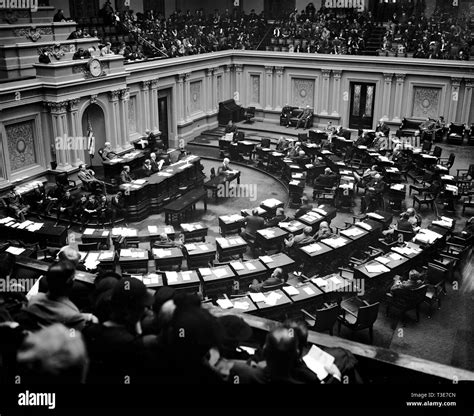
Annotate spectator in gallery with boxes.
[6,187,30,222]
[81,194,99,229]
[110,191,127,227]
[67,28,84,40]
[120,165,133,184]
[56,189,75,227]
[78,164,106,193]
[53,9,66,22]
[295,106,313,130]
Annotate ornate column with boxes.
[392,73,406,123]
[381,73,394,121]
[234,64,243,105]
[205,68,214,115]
[449,77,462,123]
[140,80,151,131]
[264,65,274,110]
[108,90,121,149]
[176,74,185,124]
[119,88,131,150]
[320,69,331,116]
[211,67,219,112]
[46,101,71,170]
[183,72,191,122]
[461,79,473,125]
[67,98,83,167]
[224,65,231,99]
[274,66,284,112]
[149,79,159,132]
[331,70,342,116]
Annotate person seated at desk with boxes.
[153,232,183,249]
[141,159,153,177]
[24,260,98,330]
[360,165,380,186]
[284,226,315,249]
[73,194,88,223]
[110,191,127,227]
[150,153,165,173]
[294,196,313,219]
[6,187,30,222]
[295,106,313,130]
[120,165,133,184]
[44,184,65,216]
[390,270,424,296]
[376,119,390,137]
[406,208,421,230]
[382,212,417,237]
[314,168,339,189]
[97,194,111,228]
[265,207,288,228]
[56,190,74,227]
[287,142,302,158]
[81,194,99,230]
[30,184,47,212]
[363,173,385,213]
[314,221,333,241]
[218,158,233,175]
[101,142,117,161]
[78,164,106,193]
[249,267,286,293]
[372,132,388,153]
[241,209,265,241]
[276,137,290,152]
[225,120,238,134]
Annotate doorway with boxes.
[158,95,169,149]
[82,103,106,167]
[349,82,376,130]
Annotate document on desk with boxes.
[365,264,389,274]
[389,253,404,261]
[355,222,372,231]
[249,292,266,302]
[230,262,244,270]
[153,249,172,258]
[166,271,178,283]
[264,291,282,306]
[303,345,335,381]
[289,180,300,186]
[6,246,25,255]
[313,277,327,287]
[283,286,299,296]
[259,256,273,263]
[233,301,250,311]
[303,286,315,296]
[216,238,229,248]
[185,244,197,251]
[102,231,109,237]
[199,268,212,276]
[367,212,384,220]
[148,225,158,233]
[213,268,228,278]
[198,244,209,251]
[99,251,114,260]
[0,217,15,224]
[246,262,256,271]
[375,256,390,265]
[120,249,132,257]
[313,208,328,216]
[303,244,321,254]
[216,298,234,309]
[181,271,193,281]
[133,179,147,185]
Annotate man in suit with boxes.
[56,190,75,227]
[390,270,424,296]
[363,173,385,213]
[78,164,105,193]
[73,194,88,223]
[120,166,133,184]
[6,187,29,222]
[44,185,65,216]
[218,158,232,175]
[265,207,288,228]
[81,194,99,229]
[97,194,112,228]
[284,226,315,250]
[141,159,153,177]
[295,106,312,130]
[315,221,333,241]
[241,209,265,241]
[249,267,285,292]
[150,153,164,173]
[110,191,127,227]
[101,142,117,161]
[225,120,237,134]
[376,119,390,137]
[294,196,313,219]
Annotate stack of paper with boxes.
[375,256,390,265]
[356,222,372,231]
[313,277,327,287]
[365,263,390,274]
[302,345,336,381]
[83,228,95,235]
[283,286,299,296]
[367,212,384,220]
[153,249,172,258]
[6,246,25,255]
[148,225,158,233]
[166,271,178,283]
[230,262,244,270]
[303,243,321,254]
[259,255,273,263]
[264,291,282,306]
[216,298,234,309]
[249,292,266,302]
[233,301,250,310]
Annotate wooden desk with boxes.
[215,236,248,261]
[340,226,369,242]
[259,252,295,272]
[256,227,288,251]
[180,222,208,242]
[184,242,216,268]
[241,206,269,219]
[119,248,149,273]
[103,150,146,180]
[198,265,235,298]
[146,225,176,248]
[217,295,258,313]
[163,270,201,294]
[82,228,111,247]
[260,198,284,217]
[218,214,245,236]
[249,289,293,320]
[229,259,268,289]
[204,170,241,201]
[0,218,68,247]
[152,247,184,270]
[83,250,115,271]
[164,187,207,225]
[278,220,306,235]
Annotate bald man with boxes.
[101,142,117,160]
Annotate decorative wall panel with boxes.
[250,74,261,104]
[128,95,137,134]
[292,78,315,108]
[412,87,441,119]
[5,120,37,172]
[190,80,202,114]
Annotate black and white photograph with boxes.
[0,0,473,411]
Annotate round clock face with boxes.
[89,59,102,77]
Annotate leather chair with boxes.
[385,284,428,326]
[338,298,380,344]
[396,118,423,138]
[302,303,340,335]
[447,122,466,145]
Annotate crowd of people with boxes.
[380,7,471,60]
[0,250,362,384]
[57,2,471,63]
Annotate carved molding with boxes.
[108,90,121,101]
[451,77,462,88]
[140,80,152,89]
[465,79,474,89]
[90,95,98,105]
[383,73,394,83]
[234,64,243,72]
[321,69,331,78]
[265,66,274,74]
[206,68,214,77]
[45,101,69,114]
[150,79,159,88]
[275,66,284,76]
[14,26,52,42]
[395,73,406,83]
[332,70,342,79]
[224,65,231,73]
[68,98,80,111]
[120,88,130,100]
